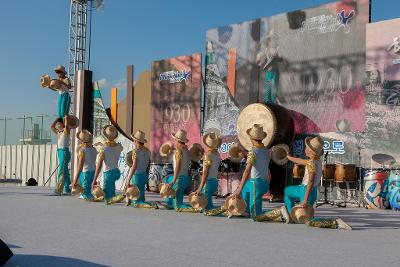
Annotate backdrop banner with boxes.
[150,53,202,162]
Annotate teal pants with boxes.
[202,178,218,210]
[103,168,121,201]
[241,178,269,220]
[57,148,71,193]
[130,172,150,205]
[284,185,318,213]
[80,170,95,199]
[164,175,191,209]
[58,91,71,118]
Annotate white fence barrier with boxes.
[0,144,58,187]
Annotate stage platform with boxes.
[1,186,399,267]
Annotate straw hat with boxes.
[92,185,105,199]
[189,143,204,162]
[54,65,67,74]
[203,132,222,149]
[70,184,83,196]
[67,115,79,129]
[171,129,189,143]
[76,129,93,143]
[159,183,175,198]
[125,151,133,167]
[305,136,324,156]
[131,130,147,143]
[125,185,140,201]
[228,143,246,162]
[224,195,247,216]
[40,74,51,88]
[188,192,208,210]
[159,142,174,157]
[246,124,267,141]
[271,144,289,165]
[102,125,118,140]
[49,79,62,90]
[290,205,315,224]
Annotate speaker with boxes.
[0,239,13,265]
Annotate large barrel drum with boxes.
[236,103,295,150]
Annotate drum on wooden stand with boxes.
[335,164,357,182]
[363,169,389,209]
[323,164,336,180]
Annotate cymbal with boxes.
[372,153,396,165]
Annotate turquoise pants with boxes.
[130,172,151,205]
[264,70,277,103]
[242,178,269,220]
[103,168,121,201]
[80,170,95,199]
[284,185,318,213]
[202,178,218,210]
[57,148,71,193]
[58,91,71,118]
[164,175,191,209]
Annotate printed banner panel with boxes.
[150,53,202,162]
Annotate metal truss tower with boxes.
[67,0,93,87]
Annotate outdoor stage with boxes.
[1,186,399,267]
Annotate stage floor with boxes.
[1,186,399,267]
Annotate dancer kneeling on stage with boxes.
[71,130,97,201]
[92,125,124,205]
[232,124,271,220]
[160,129,199,212]
[125,130,157,209]
[50,115,78,196]
[256,136,351,230]
[194,132,224,216]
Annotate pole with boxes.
[22,115,26,145]
[3,115,6,145]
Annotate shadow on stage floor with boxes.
[5,255,110,267]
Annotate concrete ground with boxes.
[1,186,399,267]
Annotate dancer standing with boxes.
[50,115,78,195]
[71,130,97,200]
[92,125,124,205]
[125,130,157,209]
[53,65,72,119]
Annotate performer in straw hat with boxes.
[125,130,158,209]
[50,115,78,196]
[92,125,125,205]
[53,65,72,119]
[71,130,98,201]
[160,129,199,212]
[232,124,271,220]
[194,132,224,215]
[254,136,352,229]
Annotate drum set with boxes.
[311,153,400,210]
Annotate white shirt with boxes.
[58,78,71,94]
[57,131,70,149]
[99,142,123,171]
[173,147,190,176]
[203,150,220,179]
[78,145,97,172]
[132,147,151,174]
[247,146,270,179]
[302,159,322,187]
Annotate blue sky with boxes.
[0,0,399,144]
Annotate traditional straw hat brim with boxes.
[246,128,267,141]
[54,66,66,74]
[159,142,173,157]
[305,137,324,156]
[126,185,140,200]
[76,130,93,143]
[188,192,208,209]
[68,115,79,129]
[202,133,222,149]
[290,206,315,224]
[102,125,118,140]
[171,133,188,143]
[272,144,289,165]
[131,135,147,143]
